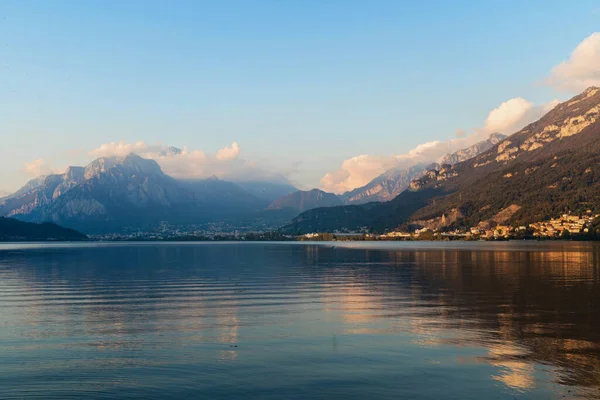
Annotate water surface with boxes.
[1,241,600,399]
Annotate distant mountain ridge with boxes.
[263,133,509,217]
[339,133,507,205]
[438,132,506,165]
[283,87,600,234]
[340,163,431,205]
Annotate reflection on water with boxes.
[0,242,600,399]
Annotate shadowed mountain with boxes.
[283,87,600,234]
[0,217,87,241]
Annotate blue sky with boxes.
[1,0,599,193]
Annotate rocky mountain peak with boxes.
[84,153,163,180]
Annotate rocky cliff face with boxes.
[409,164,459,190]
[439,133,506,165]
[0,166,86,217]
[341,163,430,204]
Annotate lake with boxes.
[1,241,599,399]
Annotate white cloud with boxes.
[320,97,558,194]
[87,140,288,183]
[482,97,559,137]
[215,141,240,161]
[546,32,600,92]
[320,141,453,194]
[320,155,401,194]
[88,141,153,158]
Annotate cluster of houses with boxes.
[469,225,524,239]
[457,212,598,239]
[302,212,600,241]
[453,212,598,239]
[528,213,599,238]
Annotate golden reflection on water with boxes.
[487,342,536,391]
[304,243,600,396]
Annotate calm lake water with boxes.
[1,241,600,399]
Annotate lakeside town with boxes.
[301,211,600,242]
[87,211,600,242]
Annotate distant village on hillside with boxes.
[299,211,600,242]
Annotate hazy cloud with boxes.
[88,141,153,158]
[320,97,558,194]
[546,32,600,92]
[87,140,289,183]
[22,159,58,178]
[320,154,402,194]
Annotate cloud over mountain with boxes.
[546,32,600,92]
[20,140,290,187]
[482,98,559,137]
[86,140,288,183]
[320,97,558,194]
[320,154,403,195]
[22,159,61,178]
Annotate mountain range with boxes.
[283,87,600,234]
[272,132,508,212]
[4,87,598,236]
[0,154,296,233]
[0,132,510,235]
[339,132,507,205]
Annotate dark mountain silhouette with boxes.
[0,217,87,241]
